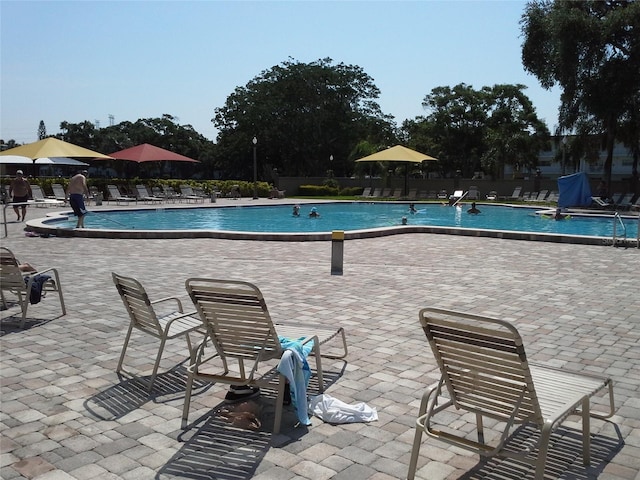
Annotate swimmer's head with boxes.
[401,216,408,225]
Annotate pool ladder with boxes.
[612,212,640,248]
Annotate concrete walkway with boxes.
[1,199,639,480]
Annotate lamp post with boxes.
[252,136,258,199]
[329,154,333,178]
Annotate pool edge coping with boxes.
[24,202,639,246]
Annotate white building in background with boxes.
[504,136,637,180]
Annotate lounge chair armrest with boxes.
[33,267,62,284]
[150,295,185,312]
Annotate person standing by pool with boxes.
[67,170,90,228]
[9,170,32,222]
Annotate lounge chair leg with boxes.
[313,342,324,393]
[182,371,195,429]
[273,375,285,435]
[116,324,135,373]
[407,390,431,480]
[19,296,28,329]
[534,425,552,480]
[148,337,167,392]
[582,397,591,465]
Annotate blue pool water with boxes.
[50,203,639,239]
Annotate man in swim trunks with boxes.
[67,170,90,228]
[9,170,32,222]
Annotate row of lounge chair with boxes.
[15,183,216,207]
[592,193,640,211]
[358,186,539,202]
[1,245,618,479]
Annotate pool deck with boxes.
[1,198,639,480]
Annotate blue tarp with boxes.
[557,172,593,208]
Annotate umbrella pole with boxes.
[405,164,408,197]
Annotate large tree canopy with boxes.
[402,83,548,178]
[212,57,397,179]
[521,0,640,189]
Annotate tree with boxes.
[402,83,548,179]
[419,84,488,177]
[521,0,640,190]
[481,84,550,178]
[212,57,396,179]
[38,120,47,140]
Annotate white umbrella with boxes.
[35,157,89,166]
[0,155,32,164]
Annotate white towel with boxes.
[309,394,378,424]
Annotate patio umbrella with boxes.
[0,138,112,177]
[104,143,200,163]
[0,137,112,160]
[355,145,438,195]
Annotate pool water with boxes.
[52,203,639,239]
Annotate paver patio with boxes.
[1,199,639,480]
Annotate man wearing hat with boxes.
[9,170,32,222]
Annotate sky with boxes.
[0,0,562,146]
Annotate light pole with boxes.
[329,154,333,178]
[252,136,258,199]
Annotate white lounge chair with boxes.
[112,272,203,392]
[407,307,616,480]
[30,185,63,207]
[508,186,522,200]
[182,278,348,434]
[107,185,136,205]
[179,185,206,203]
[467,186,480,200]
[51,183,68,204]
[0,247,66,328]
[135,185,163,204]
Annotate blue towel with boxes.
[278,336,314,426]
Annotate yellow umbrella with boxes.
[355,145,438,164]
[355,145,438,195]
[0,137,112,160]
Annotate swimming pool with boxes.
[33,202,640,245]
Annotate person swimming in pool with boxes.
[467,202,481,214]
[309,207,320,218]
[292,205,300,216]
[409,204,417,214]
[552,207,568,220]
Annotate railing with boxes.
[612,212,627,247]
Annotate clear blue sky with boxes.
[1,0,561,145]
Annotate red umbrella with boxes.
[104,143,200,163]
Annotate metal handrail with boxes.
[612,212,627,247]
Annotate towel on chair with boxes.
[277,336,313,426]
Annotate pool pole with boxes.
[331,230,344,275]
